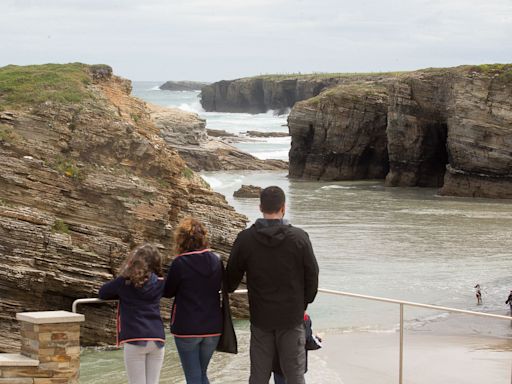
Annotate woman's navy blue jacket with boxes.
[99,273,165,345]
[164,249,222,337]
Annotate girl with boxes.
[99,244,166,384]
[164,217,223,384]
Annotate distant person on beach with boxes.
[475,284,482,305]
[273,313,322,384]
[506,290,512,315]
[164,218,223,384]
[227,185,319,384]
[98,244,165,384]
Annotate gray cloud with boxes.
[1,0,511,80]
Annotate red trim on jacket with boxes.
[171,304,177,325]
[120,337,166,344]
[176,249,211,257]
[116,304,121,347]
[172,333,222,338]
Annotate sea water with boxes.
[79,82,512,383]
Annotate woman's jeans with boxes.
[274,373,286,384]
[174,336,220,384]
[123,341,165,384]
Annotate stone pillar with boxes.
[16,311,84,384]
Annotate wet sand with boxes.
[309,331,512,384]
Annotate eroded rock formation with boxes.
[288,65,512,198]
[159,80,209,91]
[0,64,249,352]
[289,83,390,180]
[149,105,288,171]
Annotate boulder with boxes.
[233,185,262,198]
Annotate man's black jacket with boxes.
[227,219,319,330]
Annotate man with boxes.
[506,290,512,315]
[227,186,319,384]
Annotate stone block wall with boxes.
[0,311,84,384]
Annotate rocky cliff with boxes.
[288,65,512,199]
[0,63,249,352]
[288,83,390,180]
[200,73,398,114]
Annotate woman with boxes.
[99,244,165,384]
[165,217,223,384]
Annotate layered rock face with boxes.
[289,83,390,180]
[200,74,393,114]
[0,64,248,352]
[385,70,452,187]
[288,65,512,198]
[440,69,512,198]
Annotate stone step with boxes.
[0,353,39,367]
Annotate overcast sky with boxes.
[2,0,511,81]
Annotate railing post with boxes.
[399,303,404,384]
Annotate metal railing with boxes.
[72,288,512,384]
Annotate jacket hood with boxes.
[179,250,221,277]
[252,219,290,247]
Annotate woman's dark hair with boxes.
[120,244,161,287]
[174,217,209,255]
[260,186,285,213]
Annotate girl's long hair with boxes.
[174,217,209,255]
[120,243,162,287]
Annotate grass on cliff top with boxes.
[0,63,94,109]
[466,63,512,81]
[246,71,407,81]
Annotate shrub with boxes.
[181,167,194,179]
[52,219,70,234]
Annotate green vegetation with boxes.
[157,177,171,188]
[248,71,406,81]
[181,167,194,179]
[54,157,83,180]
[0,63,93,109]
[52,219,70,234]
[306,82,388,106]
[0,198,13,208]
[199,177,210,189]
[130,113,141,123]
[0,124,17,143]
[468,63,512,82]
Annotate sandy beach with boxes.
[306,331,512,384]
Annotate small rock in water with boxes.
[233,185,262,198]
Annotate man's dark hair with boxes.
[260,186,285,213]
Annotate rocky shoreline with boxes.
[149,104,288,172]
